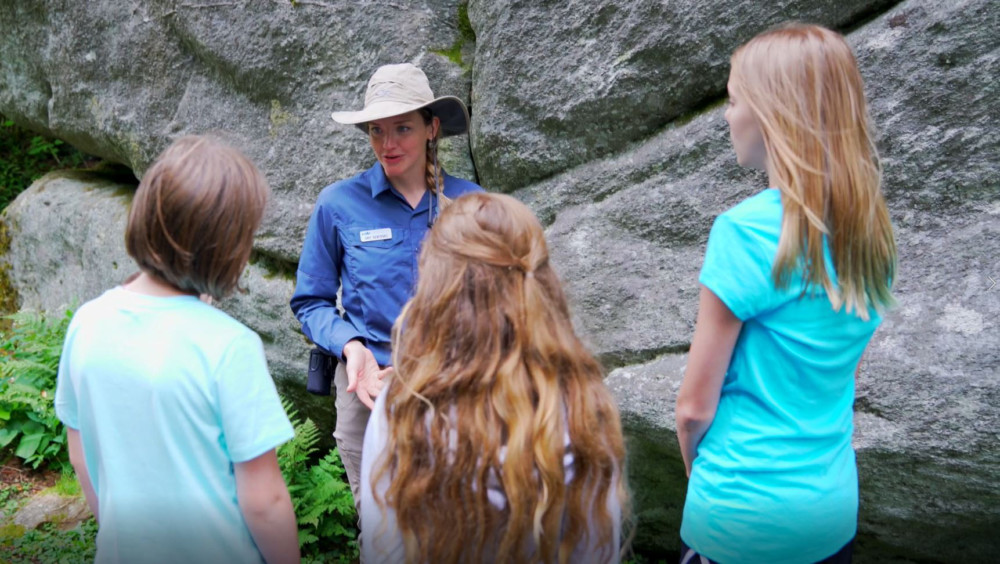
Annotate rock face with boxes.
[0,0,475,264]
[0,171,135,314]
[13,494,90,531]
[1,0,997,561]
[467,0,897,192]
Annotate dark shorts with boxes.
[679,538,853,564]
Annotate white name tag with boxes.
[360,228,393,243]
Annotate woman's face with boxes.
[725,73,767,171]
[368,111,438,182]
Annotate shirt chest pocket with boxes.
[342,227,414,290]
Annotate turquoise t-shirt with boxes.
[55,287,294,564]
[680,189,882,563]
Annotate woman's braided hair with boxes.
[419,108,450,206]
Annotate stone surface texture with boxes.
[1,0,997,560]
[12,494,91,531]
[0,0,475,264]
[467,0,896,192]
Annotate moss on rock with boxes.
[0,218,20,315]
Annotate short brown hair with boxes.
[125,136,270,300]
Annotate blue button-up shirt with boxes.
[291,163,482,367]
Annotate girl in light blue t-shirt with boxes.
[675,24,897,564]
[56,136,299,564]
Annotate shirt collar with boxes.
[367,163,394,198]
[365,162,435,213]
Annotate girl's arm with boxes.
[675,286,743,477]
[360,391,406,563]
[234,450,300,564]
[67,428,99,522]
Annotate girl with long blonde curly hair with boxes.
[676,23,896,563]
[359,192,629,563]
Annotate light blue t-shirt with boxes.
[680,189,882,563]
[55,287,294,564]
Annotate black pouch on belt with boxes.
[306,347,337,396]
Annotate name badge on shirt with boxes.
[360,228,393,243]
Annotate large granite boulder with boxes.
[0,0,475,264]
[0,0,996,561]
[467,0,897,192]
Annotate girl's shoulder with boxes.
[714,188,783,245]
[722,188,782,223]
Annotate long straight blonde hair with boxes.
[730,23,896,319]
[375,192,628,563]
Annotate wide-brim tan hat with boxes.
[331,63,470,137]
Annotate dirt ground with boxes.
[1,459,60,505]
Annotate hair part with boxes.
[124,135,270,300]
[730,23,897,319]
[376,192,630,563]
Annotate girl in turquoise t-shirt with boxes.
[676,24,897,564]
[56,136,299,564]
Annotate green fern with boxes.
[277,398,320,477]
[278,397,359,562]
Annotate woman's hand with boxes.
[343,340,394,409]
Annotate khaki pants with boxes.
[333,362,371,515]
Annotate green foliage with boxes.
[456,2,475,43]
[45,470,83,497]
[278,398,359,563]
[0,482,28,517]
[277,398,321,476]
[0,517,97,563]
[0,309,74,471]
[0,115,91,211]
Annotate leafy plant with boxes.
[278,398,359,563]
[0,517,97,563]
[0,309,74,470]
[277,398,322,476]
[0,482,29,517]
[0,115,92,211]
